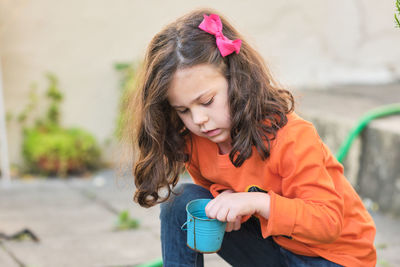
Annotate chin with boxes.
[210,134,230,144]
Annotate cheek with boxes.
[218,98,231,123]
[220,91,230,112]
[178,115,195,130]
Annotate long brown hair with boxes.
[128,8,294,207]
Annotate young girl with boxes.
[129,8,376,267]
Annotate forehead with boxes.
[168,64,226,104]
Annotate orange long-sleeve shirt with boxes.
[185,112,376,267]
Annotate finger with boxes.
[225,222,234,232]
[205,197,224,218]
[205,199,215,215]
[226,209,239,223]
[216,207,229,222]
[205,200,218,219]
[233,217,242,231]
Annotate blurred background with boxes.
[1,0,400,168]
[1,0,400,267]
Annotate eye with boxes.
[177,108,189,114]
[202,97,214,106]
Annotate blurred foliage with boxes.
[376,243,388,249]
[114,61,140,140]
[23,126,101,176]
[17,83,39,124]
[12,73,102,177]
[115,210,139,230]
[396,0,400,27]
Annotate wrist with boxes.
[254,192,270,219]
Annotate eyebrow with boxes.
[171,90,212,108]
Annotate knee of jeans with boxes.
[159,183,191,221]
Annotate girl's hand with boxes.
[216,190,242,232]
[205,190,270,231]
[225,215,242,232]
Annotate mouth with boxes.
[202,129,221,137]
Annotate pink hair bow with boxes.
[198,14,242,57]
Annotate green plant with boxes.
[396,0,400,27]
[115,210,140,230]
[114,61,140,140]
[17,73,101,176]
[23,126,101,176]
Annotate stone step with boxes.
[296,83,400,215]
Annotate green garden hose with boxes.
[136,258,163,267]
[335,103,400,163]
[138,103,400,267]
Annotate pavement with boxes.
[0,170,229,267]
[0,169,399,267]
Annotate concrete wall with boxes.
[1,0,400,165]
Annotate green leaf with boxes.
[116,210,139,230]
[396,0,400,28]
[114,62,132,71]
[119,210,129,221]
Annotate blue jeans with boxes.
[160,183,343,267]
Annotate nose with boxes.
[191,108,208,125]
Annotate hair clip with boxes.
[198,14,242,57]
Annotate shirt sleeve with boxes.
[259,122,345,245]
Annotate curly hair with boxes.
[128,8,294,207]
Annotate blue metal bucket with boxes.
[181,199,226,253]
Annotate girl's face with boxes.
[168,64,232,154]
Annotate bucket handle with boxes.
[181,219,192,231]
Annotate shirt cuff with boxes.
[209,184,232,197]
[260,190,296,239]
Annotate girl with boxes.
[129,8,376,267]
